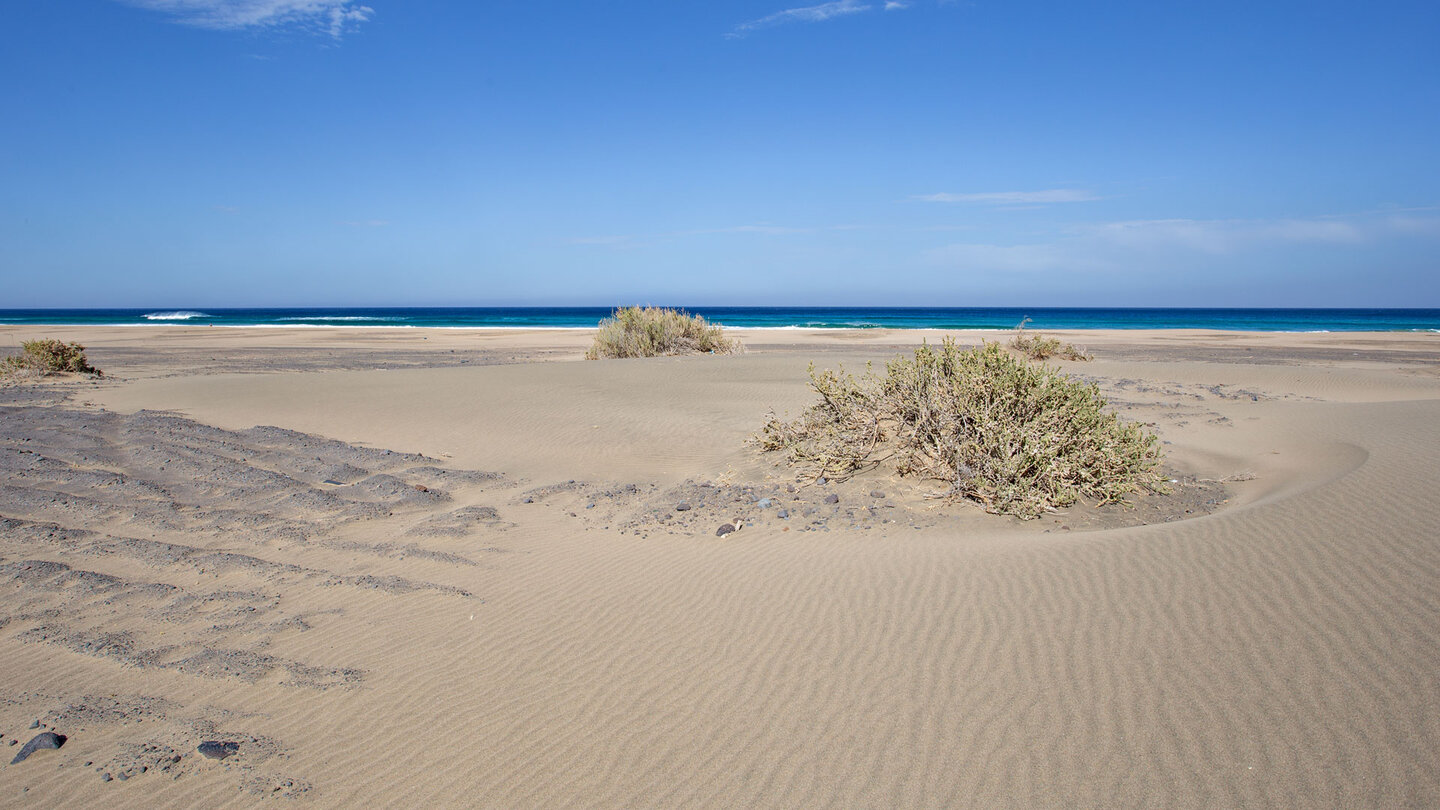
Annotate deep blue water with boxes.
[2,307,1438,332]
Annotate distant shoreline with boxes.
[3,306,1440,332]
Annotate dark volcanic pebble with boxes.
[715,523,736,537]
[675,502,692,512]
[11,732,66,764]
[197,740,240,760]
[777,509,789,519]
[102,773,112,782]
[823,494,840,504]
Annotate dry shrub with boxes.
[758,339,1166,519]
[2,339,101,376]
[586,306,740,359]
[1009,318,1090,361]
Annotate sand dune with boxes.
[2,327,1438,806]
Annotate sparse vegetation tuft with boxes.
[758,338,1166,519]
[1009,318,1091,361]
[586,306,740,360]
[2,339,102,377]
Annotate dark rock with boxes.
[102,773,112,782]
[675,502,692,512]
[28,720,39,729]
[777,509,789,519]
[10,732,66,764]
[715,523,736,537]
[117,771,128,781]
[823,494,840,504]
[197,740,240,760]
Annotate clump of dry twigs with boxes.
[1009,317,1091,361]
[2,339,101,377]
[757,339,1167,519]
[586,306,740,359]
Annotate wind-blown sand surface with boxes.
[1,325,1437,807]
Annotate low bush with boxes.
[2,339,102,376]
[758,339,1166,519]
[1009,318,1090,361]
[586,306,740,359]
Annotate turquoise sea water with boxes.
[2,307,1438,332]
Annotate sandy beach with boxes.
[1,324,1438,807]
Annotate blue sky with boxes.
[2,0,1437,307]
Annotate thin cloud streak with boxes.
[915,189,1100,205]
[121,0,373,38]
[730,0,872,37]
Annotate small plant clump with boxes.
[2,339,101,377]
[1009,318,1091,361]
[758,339,1167,519]
[586,306,741,360]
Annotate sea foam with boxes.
[143,311,208,320]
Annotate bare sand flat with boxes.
[2,326,1438,807]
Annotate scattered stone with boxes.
[117,771,129,781]
[823,494,840,504]
[870,490,885,498]
[816,477,827,485]
[757,498,772,508]
[777,509,789,519]
[715,523,736,537]
[197,740,240,760]
[10,731,66,764]
[29,720,40,729]
[102,773,112,782]
[675,502,692,512]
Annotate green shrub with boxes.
[2,339,102,376]
[758,339,1166,519]
[1009,318,1090,361]
[586,306,740,359]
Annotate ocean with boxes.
[2,307,1438,332]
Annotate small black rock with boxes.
[10,732,66,764]
[715,523,736,537]
[777,509,789,519]
[675,502,692,512]
[823,494,839,504]
[197,740,240,760]
[102,773,112,782]
[28,720,39,729]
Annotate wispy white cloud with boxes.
[730,0,872,37]
[121,1,373,39]
[915,189,1100,205]
[1081,217,1369,254]
[926,212,1440,277]
[566,235,635,247]
[684,224,814,236]
[884,1,911,9]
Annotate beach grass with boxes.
[586,306,740,359]
[759,338,1166,518]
